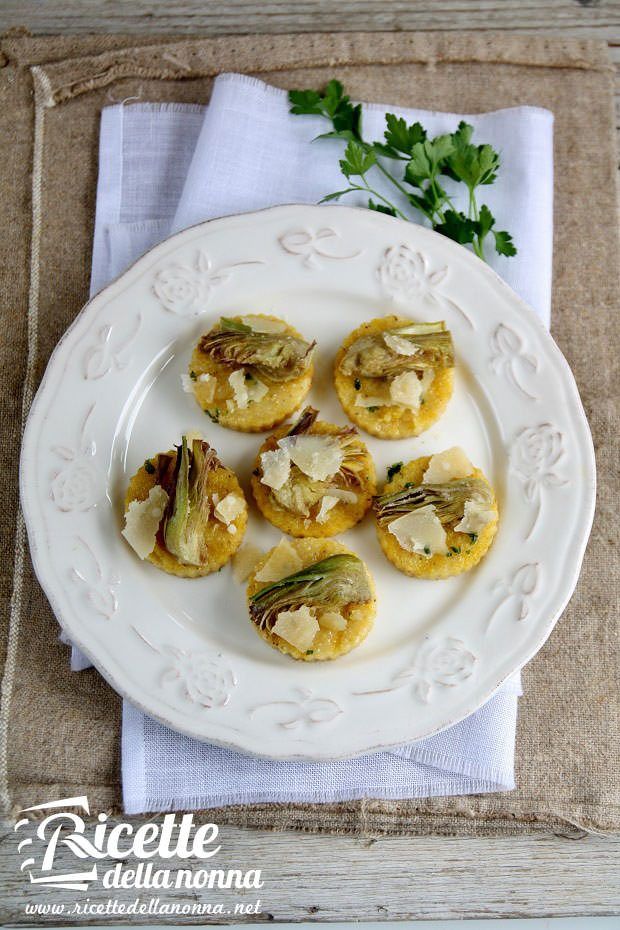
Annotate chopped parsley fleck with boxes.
[189,370,197,381]
[450,546,461,554]
[354,378,361,391]
[423,546,431,555]
[404,481,415,489]
[387,461,403,481]
[305,650,314,655]
[144,459,155,475]
[469,533,478,543]
[205,408,220,423]
[367,405,379,413]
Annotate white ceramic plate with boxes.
[21,204,595,759]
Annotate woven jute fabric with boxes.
[1,30,618,836]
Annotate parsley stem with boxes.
[358,174,408,221]
[374,160,411,200]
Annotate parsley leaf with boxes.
[434,210,477,245]
[493,229,518,257]
[382,113,427,156]
[288,82,517,263]
[340,140,376,178]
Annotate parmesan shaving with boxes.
[318,610,347,632]
[232,543,264,582]
[260,448,291,490]
[383,332,422,356]
[388,504,447,558]
[214,492,245,526]
[454,499,496,535]
[277,434,344,482]
[122,485,169,560]
[254,538,303,583]
[389,370,424,410]
[422,447,474,484]
[315,495,339,524]
[272,605,319,652]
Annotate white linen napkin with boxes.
[80,75,553,813]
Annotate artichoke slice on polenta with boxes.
[187,314,315,432]
[247,538,376,661]
[251,406,376,537]
[334,316,454,439]
[122,436,247,577]
[373,447,498,579]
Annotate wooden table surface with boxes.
[0,1,618,923]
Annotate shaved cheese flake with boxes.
[388,504,447,558]
[260,448,291,490]
[329,488,358,504]
[122,485,169,560]
[277,434,344,482]
[318,610,347,632]
[228,369,249,409]
[228,368,268,409]
[422,447,474,484]
[272,605,319,652]
[455,499,496,535]
[232,543,264,583]
[214,492,245,526]
[196,372,216,403]
[389,370,424,410]
[180,373,195,393]
[315,495,339,524]
[241,315,286,333]
[383,332,422,356]
[355,393,387,408]
[420,368,435,395]
[254,538,302,583]
[246,376,269,405]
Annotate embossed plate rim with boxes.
[20,204,596,759]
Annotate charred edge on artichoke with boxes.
[160,438,221,566]
[199,317,315,383]
[373,477,493,527]
[249,553,372,632]
[339,321,454,379]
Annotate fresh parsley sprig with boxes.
[288,80,516,262]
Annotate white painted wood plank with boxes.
[1,820,619,923]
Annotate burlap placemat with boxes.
[1,30,618,836]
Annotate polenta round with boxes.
[189,313,314,432]
[250,410,376,537]
[123,444,247,578]
[374,455,498,580]
[247,538,376,662]
[334,315,454,439]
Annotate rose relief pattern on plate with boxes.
[70,537,120,620]
[153,249,264,316]
[511,423,568,539]
[50,404,101,513]
[82,314,142,380]
[355,636,477,704]
[490,323,540,401]
[487,563,541,630]
[249,687,344,729]
[133,627,237,709]
[377,244,474,328]
[278,227,363,268]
